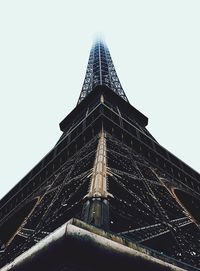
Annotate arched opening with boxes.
[0,198,39,247]
[172,188,200,224]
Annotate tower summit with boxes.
[0,40,200,271]
[78,39,128,103]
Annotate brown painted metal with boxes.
[87,129,109,199]
[82,129,112,230]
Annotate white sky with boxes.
[0,0,200,200]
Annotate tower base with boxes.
[1,219,195,271]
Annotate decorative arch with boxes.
[172,188,200,225]
[0,197,39,247]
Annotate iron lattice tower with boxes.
[0,40,200,271]
[78,40,128,103]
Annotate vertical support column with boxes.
[82,129,111,230]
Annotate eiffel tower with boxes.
[0,40,200,271]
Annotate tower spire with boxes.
[78,39,129,104]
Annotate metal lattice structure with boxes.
[78,40,129,104]
[0,40,200,271]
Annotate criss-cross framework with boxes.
[0,40,200,271]
[78,40,129,104]
[106,134,200,267]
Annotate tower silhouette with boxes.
[0,40,200,271]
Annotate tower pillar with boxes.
[82,129,111,230]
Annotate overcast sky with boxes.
[0,0,200,200]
